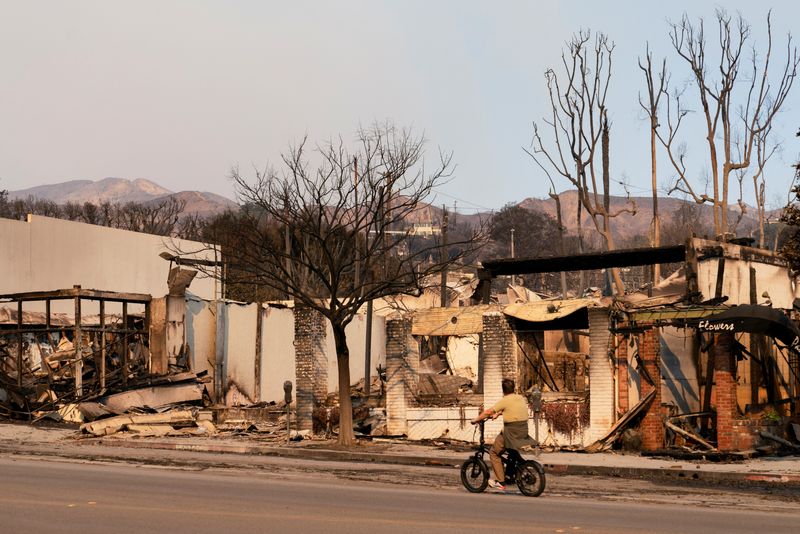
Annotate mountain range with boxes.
[8,178,237,217]
[7,178,768,243]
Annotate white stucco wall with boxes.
[0,215,218,301]
[223,302,258,400]
[260,306,296,403]
[184,298,388,405]
[324,313,387,391]
[660,327,700,413]
[185,297,217,394]
[697,258,793,309]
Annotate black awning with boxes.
[697,304,800,349]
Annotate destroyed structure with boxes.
[2,214,800,454]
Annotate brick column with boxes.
[481,312,513,438]
[588,308,614,441]
[617,334,629,414]
[385,318,417,435]
[713,332,737,451]
[293,307,328,432]
[639,328,664,451]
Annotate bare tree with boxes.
[530,30,636,295]
[112,197,186,236]
[664,10,798,237]
[732,122,778,248]
[179,124,484,446]
[639,44,667,281]
[523,147,573,297]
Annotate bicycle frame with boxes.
[470,420,524,481]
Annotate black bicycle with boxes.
[460,420,546,497]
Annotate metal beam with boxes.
[0,287,152,303]
[480,244,686,277]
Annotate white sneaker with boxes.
[488,479,506,491]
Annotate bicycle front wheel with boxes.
[516,460,546,497]
[460,458,489,493]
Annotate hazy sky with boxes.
[1,1,798,213]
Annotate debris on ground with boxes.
[80,408,214,437]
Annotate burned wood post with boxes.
[16,300,22,390]
[254,304,263,403]
[99,300,106,391]
[74,287,83,397]
[122,301,128,387]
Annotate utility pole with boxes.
[353,156,360,289]
[440,204,449,307]
[510,228,515,259]
[283,197,291,299]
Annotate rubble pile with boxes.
[81,408,214,437]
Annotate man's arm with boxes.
[471,407,500,424]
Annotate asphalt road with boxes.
[0,457,797,534]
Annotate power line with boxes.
[431,189,494,212]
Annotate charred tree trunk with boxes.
[650,118,661,280]
[332,323,355,446]
[602,119,625,295]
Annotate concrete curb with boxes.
[74,439,800,486]
[76,439,462,468]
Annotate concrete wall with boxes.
[660,327,700,413]
[406,406,480,441]
[185,297,217,395]
[183,298,387,407]
[222,302,259,402]
[0,215,217,301]
[260,306,295,403]
[324,313,387,392]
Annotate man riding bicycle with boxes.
[471,378,536,491]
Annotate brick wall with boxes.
[481,312,514,438]
[713,332,737,451]
[588,308,614,442]
[639,328,664,451]
[294,307,328,432]
[385,317,416,435]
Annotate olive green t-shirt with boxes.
[491,393,529,423]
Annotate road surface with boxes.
[0,457,797,533]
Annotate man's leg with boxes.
[489,431,505,483]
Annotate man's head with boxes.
[501,378,515,395]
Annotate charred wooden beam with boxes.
[480,244,686,277]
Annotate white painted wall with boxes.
[324,313,387,391]
[660,327,700,413]
[588,308,614,441]
[697,257,794,309]
[0,215,217,301]
[446,335,479,382]
[260,306,295,403]
[183,298,388,405]
[223,302,258,400]
[185,297,217,395]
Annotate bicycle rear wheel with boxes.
[460,458,489,493]
[516,460,545,497]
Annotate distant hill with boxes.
[143,190,238,218]
[517,191,761,243]
[9,177,172,204]
[6,178,771,242]
[8,178,236,217]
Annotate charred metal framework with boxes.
[477,245,687,303]
[0,286,151,419]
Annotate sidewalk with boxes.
[2,422,800,485]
